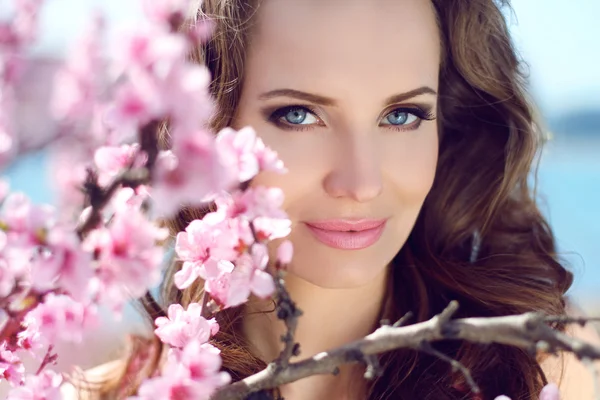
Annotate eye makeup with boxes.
[260,103,437,133]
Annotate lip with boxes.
[303,219,387,250]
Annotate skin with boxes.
[233,0,441,398]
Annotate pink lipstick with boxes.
[303,219,387,250]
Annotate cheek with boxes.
[383,128,439,200]
[248,130,329,210]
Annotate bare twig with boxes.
[272,269,302,370]
[75,167,150,239]
[210,303,600,400]
[392,311,413,328]
[248,221,303,370]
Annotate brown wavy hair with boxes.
[91,0,574,399]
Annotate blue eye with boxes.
[268,106,321,130]
[382,110,418,126]
[284,108,309,124]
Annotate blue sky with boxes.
[11,0,598,116]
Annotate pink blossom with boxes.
[30,227,93,301]
[203,260,249,308]
[241,245,275,299]
[19,294,98,348]
[109,69,166,130]
[277,240,294,265]
[215,126,260,183]
[83,210,168,308]
[118,28,187,71]
[112,29,213,132]
[539,383,560,400]
[94,143,147,186]
[51,15,105,124]
[204,254,275,309]
[132,341,230,400]
[253,136,287,174]
[0,192,55,246]
[494,383,560,400]
[165,64,214,132]
[154,303,219,348]
[47,147,89,209]
[0,342,24,386]
[235,186,288,220]
[0,230,18,297]
[0,95,16,167]
[252,216,292,242]
[187,20,216,45]
[141,0,194,25]
[174,216,246,289]
[7,370,63,400]
[152,131,231,217]
[110,186,149,213]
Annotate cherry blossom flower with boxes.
[94,143,147,186]
[51,14,105,125]
[253,135,287,174]
[132,341,230,400]
[252,216,292,242]
[109,67,166,130]
[174,216,247,289]
[204,250,275,309]
[30,227,93,301]
[0,230,18,297]
[0,342,24,386]
[111,28,213,132]
[277,240,294,265]
[152,131,231,217]
[0,192,55,247]
[494,383,560,400]
[234,186,288,220]
[83,209,168,308]
[154,303,219,348]
[7,370,63,400]
[47,147,89,210]
[215,126,261,183]
[539,383,560,400]
[141,0,194,25]
[19,294,98,349]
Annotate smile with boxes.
[303,219,387,250]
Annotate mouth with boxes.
[303,219,387,250]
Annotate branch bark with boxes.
[211,301,600,400]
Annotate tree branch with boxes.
[211,302,600,400]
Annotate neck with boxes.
[242,266,389,399]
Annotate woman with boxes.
[65,0,600,399]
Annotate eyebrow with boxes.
[258,86,437,107]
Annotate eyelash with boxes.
[265,105,436,132]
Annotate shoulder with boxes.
[60,359,126,400]
[539,302,600,399]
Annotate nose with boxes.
[323,135,383,203]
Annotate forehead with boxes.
[245,0,441,99]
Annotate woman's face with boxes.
[234,0,441,288]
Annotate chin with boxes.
[286,247,395,289]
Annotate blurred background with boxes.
[1,0,599,372]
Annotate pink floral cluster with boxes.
[0,0,45,166]
[0,0,292,398]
